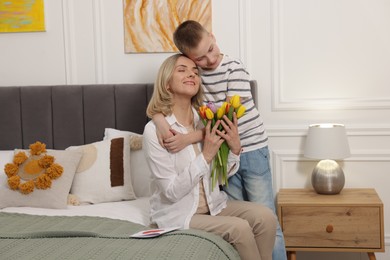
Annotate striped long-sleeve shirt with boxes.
[200,55,268,152]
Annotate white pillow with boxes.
[0,149,82,209]
[104,128,151,197]
[0,151,14,172]
[66,136,136,204]
[103,128,142,140]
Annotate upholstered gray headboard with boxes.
[0,81,258,150]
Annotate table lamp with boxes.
[304,124,350,195]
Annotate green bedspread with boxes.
[0,212,239,260]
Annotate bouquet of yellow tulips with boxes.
[198,95,246,190]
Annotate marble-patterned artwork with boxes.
[123,0,212,53]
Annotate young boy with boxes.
[152,20,287,260]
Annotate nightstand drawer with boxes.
[282,206,382,249]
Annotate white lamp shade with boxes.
[304,124,350,160]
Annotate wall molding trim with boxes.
[92,0,104,83]
[271,149,390,188]
[266,125,390,137]
[238,0,251,72]
[270,0,390,111]
[61,0,74,84]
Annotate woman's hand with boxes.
[217,113,241,155]
[202,120,224,164]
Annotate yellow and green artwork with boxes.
[0,0,45,33]
[123,0,212,53]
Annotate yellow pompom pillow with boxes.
[5,142,64,194]
[0,142,83,209]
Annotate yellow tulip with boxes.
[236,105,246,118]
[205,108,214,120]
[216,107,225,119]
[220,101,226,110]
[230,95,241,109]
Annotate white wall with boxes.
[0,0,241,85]
[250,1,390,259]
[0,0,389,259]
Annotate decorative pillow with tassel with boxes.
[0,142,83,209]
[103,128,151,197]
[66,136,136,204]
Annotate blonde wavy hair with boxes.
[147,54,203,118]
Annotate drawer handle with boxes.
[326,224,334,233]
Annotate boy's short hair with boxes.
[173,20,208,55]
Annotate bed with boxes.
[0,81,258,260]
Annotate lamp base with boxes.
[311,159,345,195]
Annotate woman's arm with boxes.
[143,121,223,202]
[143,122,209,203]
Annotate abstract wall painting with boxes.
[0,0,45,33]
[123,0,212,53]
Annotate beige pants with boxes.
[190,200,277,260]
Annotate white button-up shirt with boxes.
[143,108,240,229]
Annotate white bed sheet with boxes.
[0,197,151,227]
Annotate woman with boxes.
[143,54,276,260]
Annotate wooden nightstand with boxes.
[277,188,385,260]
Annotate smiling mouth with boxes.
[184,81,195,85]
